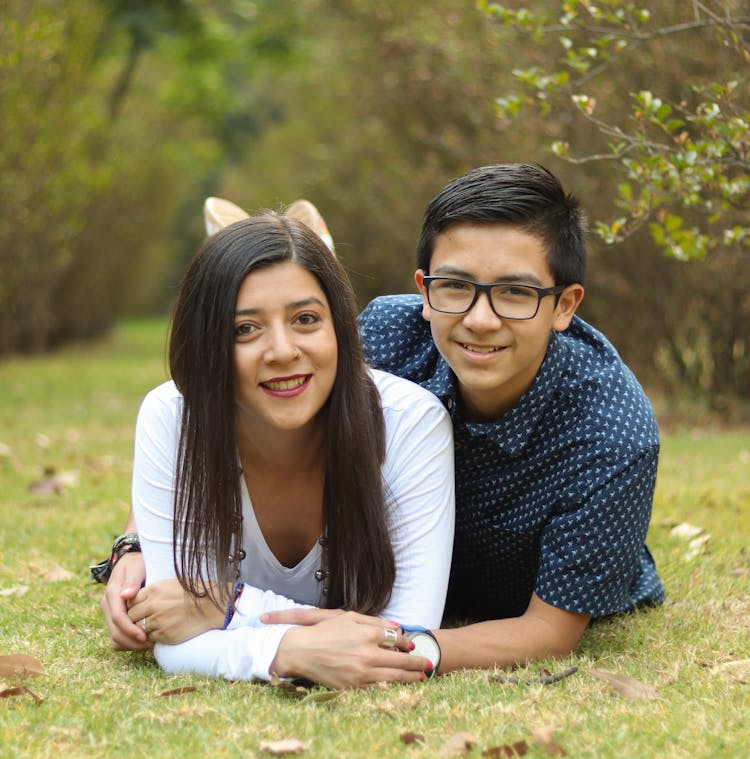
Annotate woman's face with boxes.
[232,261,338,436]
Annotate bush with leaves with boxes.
[481,0,749,404]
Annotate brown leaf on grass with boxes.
[259,738,307,755]
[709,659,750,683]
[531,726,566,756]
[482,741,528,757]
[589,668,657,700]
[0,585,29,597]
[399,731,425,745]
[0,685,43,703]
[28,469,79,495]
[158,686,199,697]
[669,522,703,539]
[0,654,46,679]
[492,667,577,686]
[440,730,479,757]
[269,674,311,700]
[299,689,341,704]
[43,563,75,582]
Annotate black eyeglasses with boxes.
[422,277,565,320]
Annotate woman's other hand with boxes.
[269,611,432,689]
[100,551,150,651]
[127,579,225,644]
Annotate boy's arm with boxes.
[434,593,590,672]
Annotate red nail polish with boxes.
[410,641,415,651]
[425,660,434,672]
[419,672,425,682]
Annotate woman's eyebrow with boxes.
[235,296,326,317]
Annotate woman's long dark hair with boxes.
[168,213,395,613]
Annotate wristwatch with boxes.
[401,624,441,678]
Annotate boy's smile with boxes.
[416,222,583,421]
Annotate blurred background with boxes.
[1,0,748,421]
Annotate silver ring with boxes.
[142,617,149,634]
[383,627,398,647]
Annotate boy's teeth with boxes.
[463,344,498,353]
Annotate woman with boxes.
[127,213,454,687]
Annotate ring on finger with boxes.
[382,627,398,647]
[142,617,149,634]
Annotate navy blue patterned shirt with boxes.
[360,295,664,621]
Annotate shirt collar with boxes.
[440,331,567,456]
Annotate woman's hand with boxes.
[269,611,432,689]
[100,551,150,651]
[127,579,226,644]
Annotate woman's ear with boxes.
[552,284,585,332]
[414,270,431,321]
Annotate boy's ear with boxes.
[552,284,585,332]
[414,270,431,321]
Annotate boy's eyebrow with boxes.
[431,265,546,287]
[235,296,326,316]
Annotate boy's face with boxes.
[415,222,583,421]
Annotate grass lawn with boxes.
[1,318,748,758]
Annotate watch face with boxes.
[407,631,440,670]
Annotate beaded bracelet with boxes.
[90,532,141,584]
[222,580,244,629]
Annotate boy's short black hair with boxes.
[416,163,587,286]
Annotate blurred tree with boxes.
[480,0,749,405]
[0,0,303,354]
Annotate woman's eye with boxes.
[234,322,257,339]
[296,312,321,326]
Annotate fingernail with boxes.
[425,660,434,672]
[409,641,415,651]
[387,620,400,627]
[419,672,425,682]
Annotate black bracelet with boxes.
[90,532,141,584]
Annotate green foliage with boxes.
[481,0,750,261]
[0,319,749,757]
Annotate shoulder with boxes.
[359,295,440,383]
[553,318,659,450]
[371,367,446,420]
[136,381,183,438]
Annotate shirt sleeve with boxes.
[373,373,455,629]
[535,444,661,617]
[131,386,311,681]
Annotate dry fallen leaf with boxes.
[482,741,528,757]
[670,522,703,539]
[589,668,657,700]
[299,689,341,704]
[269,674,311,700]
[531,726,566,756]
[684,534,711,561]
[43,564,75,582]
[28,469,79,495]
[158,686,199,697]
[0,654,46,679]
[709,659,750,683]
[259,738,307,755]
[440,730,479,757]
[0,684,43,703]
[0,585,29,597]
[400,731,425,745]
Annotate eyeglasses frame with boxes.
[422,276,567,321]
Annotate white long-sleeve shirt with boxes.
[132,368,455,681]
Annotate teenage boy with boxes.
[99,164,663,675]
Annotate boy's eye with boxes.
[436,279,472,291]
